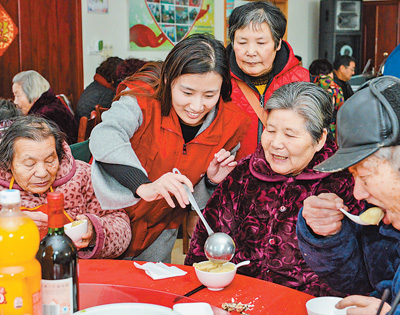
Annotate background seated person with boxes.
[185,82,364,297]
[75,56,123,122]
[227,1,309,158]
[0,98,20,138]
[0,116,131,259]
[115,57,147,90]
[12,70,78,144]
[89,34,250,263]
[309,58,344,140]
[297,76,400,314]
[333,54,355,100]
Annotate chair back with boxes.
[95,104,109,125]
[77,110,97,143]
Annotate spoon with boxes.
[230,260,250,270]
[339,208,383,226]
[172,168,236,263]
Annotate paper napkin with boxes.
[134,262,187,280]
[173,302,214,315]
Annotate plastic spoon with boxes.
[230,260,250,270]
[339,208,383,226]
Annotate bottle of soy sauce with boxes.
[36,192,79,314]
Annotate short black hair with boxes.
[309,59,333,76]
[333,55,355,70]
[0,98,21,121]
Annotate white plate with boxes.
[74,302,181,314]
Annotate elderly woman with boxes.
[12,70,78,144]
[227,1,309,158]
[297,76,400,314]
[0,115,131,259]
[185,82,364,296]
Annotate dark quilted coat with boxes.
[185,139,365,297]
[29,89,78,144]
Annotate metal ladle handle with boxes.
[172,168,214,236]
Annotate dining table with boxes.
[78,259,314,314]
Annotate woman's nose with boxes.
[34,164,48,178]
[353,177,370,201]
[189,97,204,112]
[245,43,257,56]
[271,134,284,149]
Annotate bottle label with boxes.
[41,278,73,315]
[0,287,6,305]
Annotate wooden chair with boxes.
[95,104,109,125]
[77,110,97,143]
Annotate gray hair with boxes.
[265,81,333,143]
[373,146,400,171]
[228,1,286,49]
[12,70,50,103]
[0,116,65,171]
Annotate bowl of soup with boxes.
[193,261,236,291]
[64,219,88,242]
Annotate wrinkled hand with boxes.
[23,210,48,236]
[74,215,95,250]
[136,172,193,208]
[206,149,237,184]
[302,193,345,236]
[336,295,391,315]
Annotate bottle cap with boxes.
[47,192,65,228]
[0,189,21,205]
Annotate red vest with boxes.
[122,82,250,257]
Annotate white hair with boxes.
[12,70,50,103]
[374,145,400,171]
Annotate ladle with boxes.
[339,208,383,226]
[172,168,235,263]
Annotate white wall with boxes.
[287,0,320,70]
[81,0,319,87]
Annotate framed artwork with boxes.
[88,0,109,13]
[129,0,214,51]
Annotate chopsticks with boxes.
[173,284,206,303]
[376,288,390,315]
[387,288,400,315]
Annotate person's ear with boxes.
[316,129,328,152]
[276,39,282,51]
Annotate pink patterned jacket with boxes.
[0,142,131,259]
[185,139,365,297]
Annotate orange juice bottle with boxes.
[0,189,41,315]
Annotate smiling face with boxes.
[170,72,223,126]
[233,22,281,77]
[12,82,34,115]
[262,109,326,176]
[349,155,400,230]
[11,137,60,194]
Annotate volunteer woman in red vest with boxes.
[227,1,309,158]
[89,34,250,263]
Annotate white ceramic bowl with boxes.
[306,297,348,315]
[64,219,88,242]
[193,261,236,291]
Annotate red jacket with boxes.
[122,82,250,257]
[228,41,310,158]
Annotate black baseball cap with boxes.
[315,75,400,172]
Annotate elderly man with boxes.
[333,55,356,100]
[297,76,400,314]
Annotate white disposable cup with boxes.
[306,297,348,315]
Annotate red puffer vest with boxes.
[230,41,310,159]
[121,81,251,257]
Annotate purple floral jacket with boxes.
[185,139,364,297]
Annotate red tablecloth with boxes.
[78,259,314,314]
